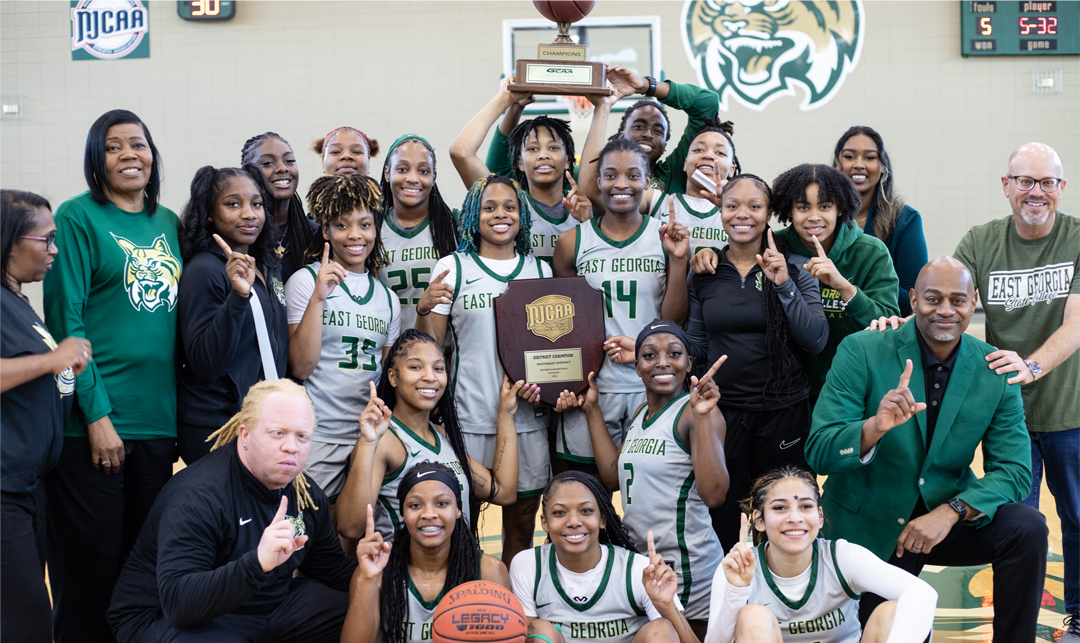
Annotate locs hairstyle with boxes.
[84,109,163,215]
[611,99,672,151]
[507,116,576,190]
[1,189,52,288]
[178,164,277,264]
[303,173,389,275]
[692,118,742,178]
[457,175,533,257]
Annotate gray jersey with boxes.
[285,265,398,444]
[649,193,727,255]
[618,394,721,620]
[525,193,580,265]
[746,539,862,642]
[447,252,551,435]
[574,217,667,393]
[531,543,649,643]
[375,417,471,540]
[379,214,441,332]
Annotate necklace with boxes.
[275,221,289,259]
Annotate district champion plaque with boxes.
[494,276,605,406]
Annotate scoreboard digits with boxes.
[961,1,1079,56]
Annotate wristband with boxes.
[644,76,658,97]
[417,308,431,317]
[528,635,556,643]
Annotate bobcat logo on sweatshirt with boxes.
[111,233,182,313]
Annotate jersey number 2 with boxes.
[339,336,377,371]
[623,462,635,505]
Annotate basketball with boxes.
[432,581,527,643]
[533,0,596,24]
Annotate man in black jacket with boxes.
[108,379,357,642]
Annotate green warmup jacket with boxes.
[773,221,900,400]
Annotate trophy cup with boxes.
[507,1,612,96]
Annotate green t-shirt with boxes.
[43,192,182,440]
[954,213,1080,432]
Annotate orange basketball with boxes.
[432,581,527,643]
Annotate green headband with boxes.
[386,133,433,157]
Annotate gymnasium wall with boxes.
[2,0,1078,309]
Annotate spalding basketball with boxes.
[432,581,527,643]
[533,0,596,24]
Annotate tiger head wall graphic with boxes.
[681,0,864,111]
[111,233,181,313]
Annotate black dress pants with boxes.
[858,502,1048,641]
[46,436,176,643]
[1,486,52,643]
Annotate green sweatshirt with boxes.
[484,80,720,195]
[43,192,182,440]
[773,221,901,400]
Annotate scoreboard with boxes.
[961,1,1079,56]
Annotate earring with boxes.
[243,442,247,448]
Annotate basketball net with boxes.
[558,95,594,139]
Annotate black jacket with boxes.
[177,248,289,429]
[107,445,356,642]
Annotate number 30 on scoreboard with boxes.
[177,1,236,21]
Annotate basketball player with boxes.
[549,138,690,466]
[377,135,460,331]
[342,464,510,643]
[284,174,399,504]
[414,174,549,565]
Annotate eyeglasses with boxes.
[18,233,56,247]
[1008,176,1063,192]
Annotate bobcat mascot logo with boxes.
[681,0,864,111]
[111,233,181,312]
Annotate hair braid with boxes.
[541,471,638,553]
[379,462,481,643]
[379,136,459,258]
[206,379,320,513]
[376,329,481,538]
[302,173,389,273]
[178,164,278,265]
[240,132,317,266]
[507,116,576,190]
[457,175,532,257]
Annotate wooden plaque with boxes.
[494,276,606,405]
[508,59,613,97]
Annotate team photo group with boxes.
[1,54,1077,643]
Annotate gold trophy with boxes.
[507,1,612,96]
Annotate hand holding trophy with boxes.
[507,1,613,97]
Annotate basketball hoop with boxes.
[558,95,595,134]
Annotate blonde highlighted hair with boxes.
[207,379,320,512]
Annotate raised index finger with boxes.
[767,228,778,253]
[565,171,578,191]
[212,233,233,256]
[365,503,375,539]
[274,495,289,523]
[321,242,331,266]
[898,359,914,388]
[702,355,728,382]
[432,269,450,285]
[647,531,657,560]
[738,512,749,544]
[667,195,677,222]
[812,234,827,259]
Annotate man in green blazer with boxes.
[806,257,1048,640]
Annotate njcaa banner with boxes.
[681,0,864,111]
[71,0,149,61]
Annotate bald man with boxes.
[953,142,1078,641]
[807,258,1047,640]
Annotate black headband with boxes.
[396,463,462,514]
[634,319,692,358]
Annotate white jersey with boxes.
[284,265,400,444]
[618,394,722,620]
[746,540,862,642]
[375,417,471,540]
[527,544,650,643]
[437,251,552,435]
[574,217,667,393]
[525,193,580,265]
[379,569,479,643]
[379,214,441,332]
[649,193,727,256]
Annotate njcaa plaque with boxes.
[494,277,605,406]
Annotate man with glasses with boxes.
[954,141,1079,642]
